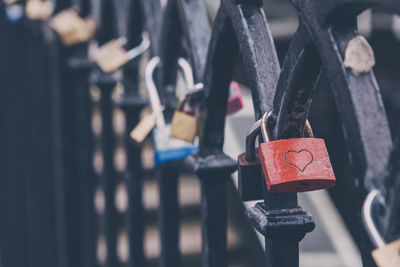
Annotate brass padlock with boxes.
[372,239,400,267]
[130,113,156,144]
[92,33,150,73]
[144,57,198,164]
[170,99,198,144]
[25,0,53,21]
[130,107,165,144]
[49,8,96,46]
[170,59,202,144]
[92,38,129,73]
[363,190,400,267]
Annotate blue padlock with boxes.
[144,57,199,164]
[5,3,24,23]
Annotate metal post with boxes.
[123,103,146,267]
[93,0,120,265]
[156,3,183,266]
[187,154,237,267]
[96,74,119,267]
[46,23,69,267]
[158,163,181,267]
[200,177,228,266]
[0,14,32,267]
[247,196,315,267]
[116,60,147,267]
[67,49,96,267]
[114,1,149,265]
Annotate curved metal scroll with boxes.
[157,0,211,118]
[274,0,400,192]
[200,0,280,154]
[269,0,400,264]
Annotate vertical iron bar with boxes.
[97,77,119,267]
[46,24,69,267]
[265,240,299,267]
[115,85,147,267]
[187,154,237,267]
[119,1,148,265]
[95,0,120,265]
[0,16,40,267]
[200,176,228,267]
[158,163,181,267]
[68,51,96,267]
[123,105,146,267]
[156,3,183,266]
[25,21,61,267]
[119,58,147,267]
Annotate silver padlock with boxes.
[362,190,400,267]
[144,57,199,164]
[362,190,385,249]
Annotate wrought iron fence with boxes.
[1,0,400,267]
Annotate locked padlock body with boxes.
[372,239,400,267]
[258,138,335,193]
[170,110,197,144]
[154,125,198,164]
[93,40,129,73]
[227,82,243,115]
[237,153,264,201]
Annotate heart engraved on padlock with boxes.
[284,149,313,173]
[258,112,336,193]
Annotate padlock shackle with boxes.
[246,111,314,162]
[177,58,204,100]
[244,112,274,162]
[304,120,314,138]
[261,111,273,143]
[116,37,127,46]
[178,58,195,91]
[145,56,166,127]
[126,32,151,60]
[145,57,200,127]
[362,189,385,249]
[261,112,314,141]
[245,119,261,162]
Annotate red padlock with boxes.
[258,112,336,193]
[227,81,243,115]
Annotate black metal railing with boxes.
[1,0,400,267]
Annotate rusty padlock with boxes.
[258,112,336,193]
